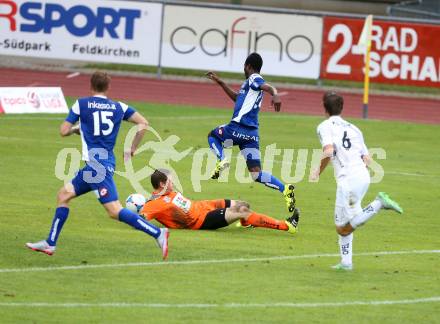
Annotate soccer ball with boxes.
[125,193,146,214]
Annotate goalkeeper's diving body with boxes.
[139,169,300,233]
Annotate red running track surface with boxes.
[0,68,439,124]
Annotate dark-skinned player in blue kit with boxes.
[206,53,298,217]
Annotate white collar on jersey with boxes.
[248,73,262,80]
[93,94,107,98]
[328,115,343,121]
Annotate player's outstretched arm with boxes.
[319,145,334,174]
[125,112,149,160]
[310,145,333,181]
[362,154,372,167]
[261,83,281,112]
[59,121,80,137]
[206,71,237,102]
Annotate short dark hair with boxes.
[245,52,263,72]
[150,169,169,189]
[90,71,110,93]
[323,91,344,116]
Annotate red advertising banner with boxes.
[321,16,440,87]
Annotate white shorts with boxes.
[334,169,370,227]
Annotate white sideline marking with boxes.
[0,297,439,308]
[387,171,427,177]
[1,249,438,274]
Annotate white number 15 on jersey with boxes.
[92,111,114,136]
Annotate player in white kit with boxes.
[312,91,403,270]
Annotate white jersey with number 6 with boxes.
[317,116,368,180]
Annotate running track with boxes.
[1,68,439,124]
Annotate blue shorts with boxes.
[210,122,261,168]
[71,163,118,204]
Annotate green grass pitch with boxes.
[0,100,439,323]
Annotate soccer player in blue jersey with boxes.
[206,53,296,213]
[26,72,169,259]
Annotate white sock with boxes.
[350,199,383,229]
[339,233,353,266]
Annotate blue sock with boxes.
[118,208,160,239]
[47,207,69,246]
[208,135,224,160]
[255,171,285,193]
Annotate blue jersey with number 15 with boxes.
[65,95,136,168]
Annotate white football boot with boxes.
[25,240,56,256]
[156,228,169,260]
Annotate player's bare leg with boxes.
[103,200,125,219]
[229,200,253,228]
[25,183,76,255]
[57,183,77,207]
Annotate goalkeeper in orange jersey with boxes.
[138,169,300,233]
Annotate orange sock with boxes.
[240,219,251,227]
[245,212,288,231]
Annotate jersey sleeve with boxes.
[119,101,136,120]
[249,75,265,91]
[317,122,333,147]
[140,202,156,221]
[65,100,80,124]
